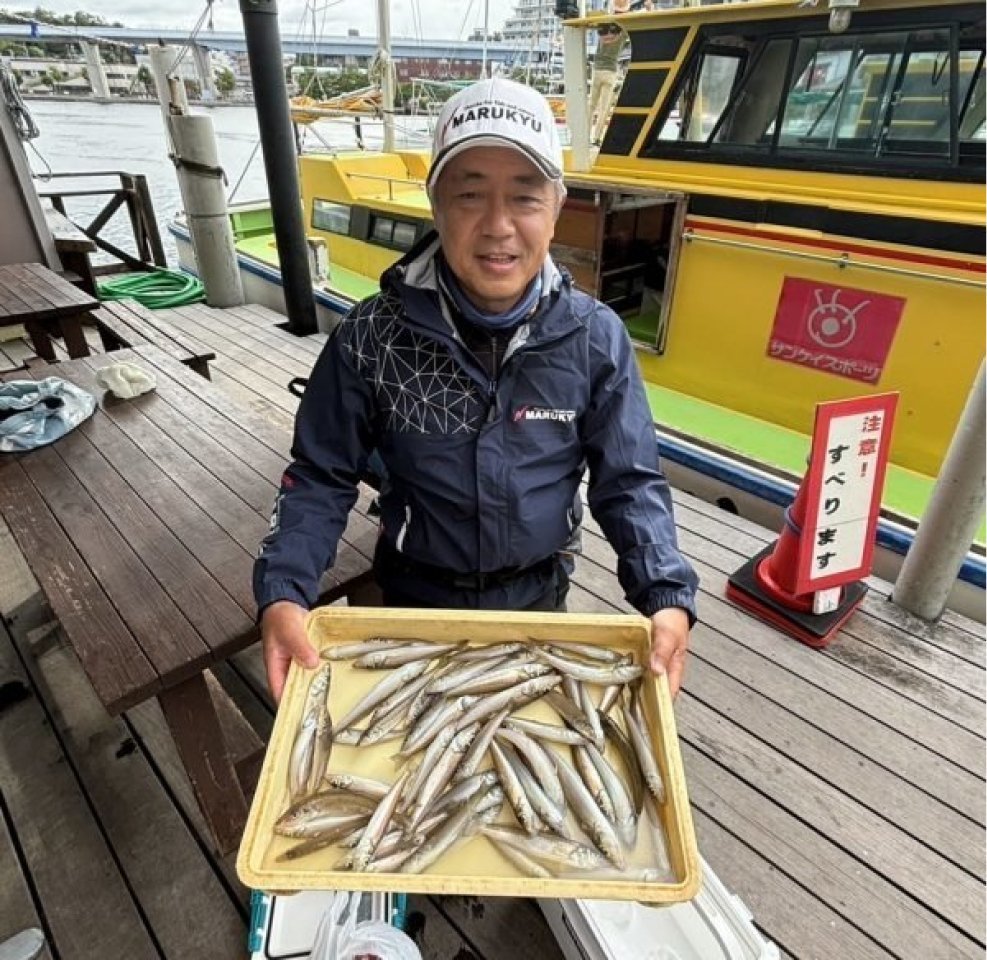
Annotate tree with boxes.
[136,63,154,96]
[215,66,235,98]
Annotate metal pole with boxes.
[482,0,489,78]
[376,0,396,153]
[169,114,246,307]
[892,359,986,620]
[238,0,316,335]
[564,25,591,171]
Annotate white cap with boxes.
[427,78,564,195]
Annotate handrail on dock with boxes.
[35,169,167,275]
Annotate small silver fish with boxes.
[481,825,606,872]
[352,641,465,669]
[287,663,333,802]
[536,647,643,686]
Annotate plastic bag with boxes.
[0,378,95,453]
[310,891,421,960]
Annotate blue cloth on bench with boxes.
[0,378,95,452]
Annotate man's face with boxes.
[432,146,560,314]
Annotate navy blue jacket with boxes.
[253,236,698,620]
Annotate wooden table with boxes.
[0,262,99,363]
[0,345,378,852]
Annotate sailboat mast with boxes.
[376,0,396,152]
[481,0,489,78]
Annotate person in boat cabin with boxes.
[589,0,632,145]
[254,78,698,703]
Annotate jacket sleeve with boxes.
[252,316,376,612]
[582,305,699,624]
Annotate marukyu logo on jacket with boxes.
[513,405,576,424]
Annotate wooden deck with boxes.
[0,302,983,960]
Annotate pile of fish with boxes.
[274,637,671,881]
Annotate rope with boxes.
[97,269,205,309]
[0,63,40,141]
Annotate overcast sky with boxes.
[20,0,522,41]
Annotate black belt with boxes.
[378,541,557,591]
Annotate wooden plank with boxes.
[684,741,982,960]
[678,544,986,748]
[157,673,250,855]
[43,410,255,658]
[688,616,984,824]
[574,511,986,777]
[663,507,986,715]
[204,670,264,796]
[167,302,318,377]
[12,625,249,957]
[44,205,96,253]
[693,810,897,960]
[123,696,249,906]
[0,463,158,714]
[91,304,151,348]
[432,895,565,960]
[51,369,258,613]
[685,652,984,876]
[110,300,215,363]
[671,489,985,647]
[163,305,312,389]
[121,347,293,471]
[87,358,284,516]
[171,303,325,364]
[403,896,490,959]
[20,262,97,311]
[679,695,985,940]
[0,267,50,319]
[16,445,211,696]
[0,624,159,960]
[0,799,51,959]
[71,364,273,557]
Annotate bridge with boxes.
[0,24,542,62]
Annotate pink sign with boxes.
[767,278,905,384]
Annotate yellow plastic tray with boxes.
[237,607,701,903]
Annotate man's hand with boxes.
[260,600,319,704]
[649,607,691,698]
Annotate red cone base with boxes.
[727,545,868,648]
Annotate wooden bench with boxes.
[0,346,378,853]
[93,299,216,379]
[44,205,98,297]
[0,261,98,362]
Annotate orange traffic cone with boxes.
[751,480,817,613]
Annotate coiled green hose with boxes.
[97,269,205,309]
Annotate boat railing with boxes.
[344,170,425,202]
[34,169,167,275]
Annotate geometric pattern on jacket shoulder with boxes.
[341,292,480,435]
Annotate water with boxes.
[23,99,436,266]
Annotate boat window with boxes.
[312,199,351,235]
[659,45,745,142]
[642,13,985,180]
[368,214,418,251]
[710,38,793,147]
[392,221,417,249]
[959,49,986,143]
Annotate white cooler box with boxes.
[248,890,398,959]
[539,857,778,960]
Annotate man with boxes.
[254,78,698,703]
[589,0,631,145]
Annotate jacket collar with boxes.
[380,231,579,347]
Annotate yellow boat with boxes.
[170,0,986,605]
